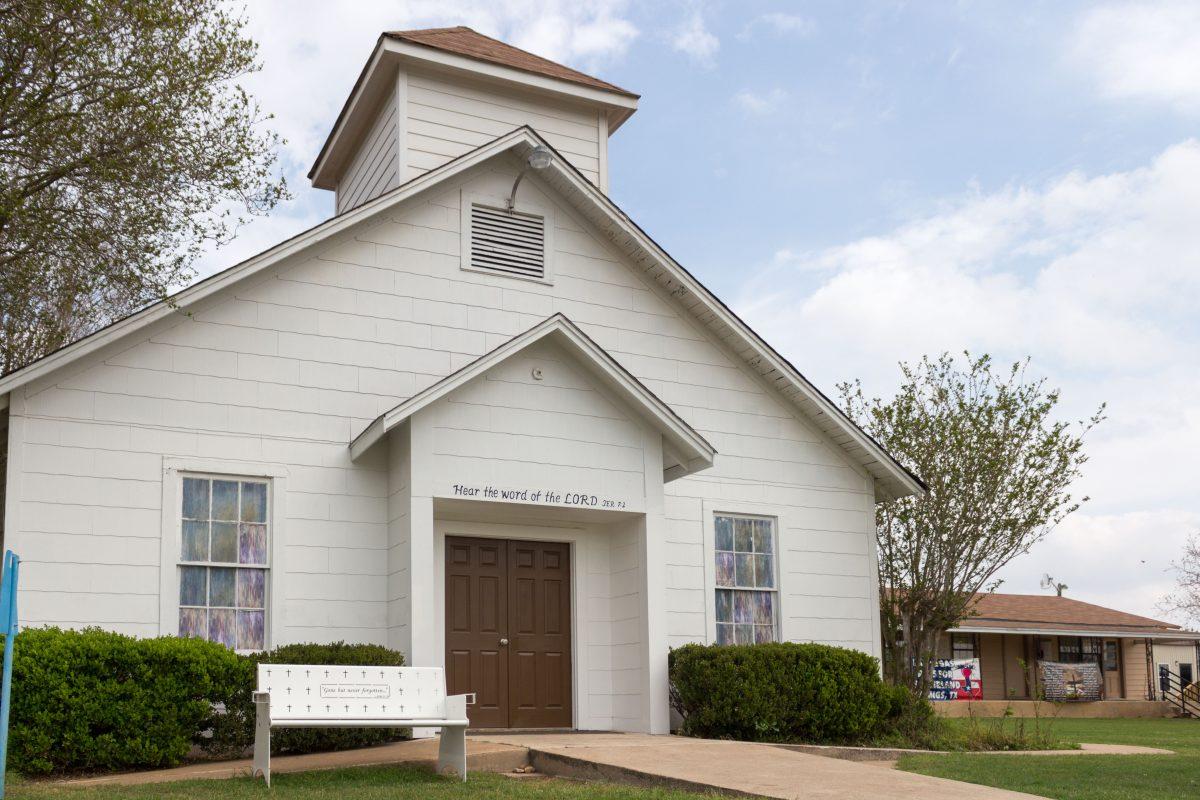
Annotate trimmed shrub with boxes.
[206,640,409,758]
[669,642,890,743]
[7,627,245,775]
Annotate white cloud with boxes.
[1069,1,1200,113]
[737,140,1200,621]
[194,0,639,279]
[1000,510,1200,624]
[738,12,814,40]
[733,88,789,114]
[670,11,720,65]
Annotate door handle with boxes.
[499,638,509,646]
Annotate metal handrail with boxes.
[1158,665,1200,718]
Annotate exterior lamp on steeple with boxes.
[505,145,553,211]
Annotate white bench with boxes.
[251,664,472,785]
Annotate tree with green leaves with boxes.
[839,353,1104,694]
[0,0,287,375]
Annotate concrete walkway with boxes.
[56,738,527,786]
[474,732,1048,799]
[51,731,1163,798]
[777,741,1173,762]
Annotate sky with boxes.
[200,1,1200,623]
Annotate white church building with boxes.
[0,28,923,733]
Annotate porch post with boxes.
[407,412,438,737]
[640,427,670,734]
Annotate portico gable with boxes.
[353,313,713,732]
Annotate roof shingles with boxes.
[386,27,637,97]
[957,593,1185,635]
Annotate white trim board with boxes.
[157,457,289,651]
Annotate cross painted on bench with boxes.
[252,664,473,786]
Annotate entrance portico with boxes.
[350,315,715,733]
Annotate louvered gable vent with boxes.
[469,204,546,280]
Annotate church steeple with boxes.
[309,27,638,214]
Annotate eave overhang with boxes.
[350,314,715,482]
[949,624,1200,641]
[349,313,716,483]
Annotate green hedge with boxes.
[5,628,409,775]
[7,627,245,775]
[669,642,891,743]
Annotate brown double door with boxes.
[444,536,572,728]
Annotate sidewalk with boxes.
[473,732,1049,800]
[56,738,528,787]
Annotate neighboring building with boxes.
[940,593,1200,701]
[0,28,924,733]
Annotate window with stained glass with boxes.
[178,476,268,650]
[714,514,778,645]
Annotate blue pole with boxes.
[0,551,19,799]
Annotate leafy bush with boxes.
[3,628,411,775]
[205,640,409,758]
[874,683,950,749]
[669,642,891,743]
[6,627,245,775]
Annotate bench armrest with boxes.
[444,693,472,720]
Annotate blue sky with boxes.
[208,1,1200,621]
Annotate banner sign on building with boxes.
[928,658,983,701]
[1039,661,1102,702]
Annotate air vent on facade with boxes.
[469,204,546,281]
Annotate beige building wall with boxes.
[979,634,1005,700]
[1001,635,1033,699]
[1122,639,1150,700]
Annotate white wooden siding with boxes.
[336,86,400,214]
[405,70,602,186]
[5,156,879,677]
[423,338,649,511]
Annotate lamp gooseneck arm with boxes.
[506,167,530,211]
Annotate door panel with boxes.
[444,536,572,728]
[508,540,572,728]
[1102,638,1122,699]
[444,537,509,728]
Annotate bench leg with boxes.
[437,725,467,781]
[252,694,271,786]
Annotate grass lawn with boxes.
[898,717,1200,800]
[5,764,712,800]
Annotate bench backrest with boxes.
[256,664,448,721]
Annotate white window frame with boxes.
[460,189,556,286]
[159,457,287,651]
[702,501,782,645]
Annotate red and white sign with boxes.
[928,658,983,701]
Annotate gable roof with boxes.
[350,313,716,481]
[952,593,1198,639]
[385,27,636,98]
[0,126,923,500]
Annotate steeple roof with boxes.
[386,27,637,98]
